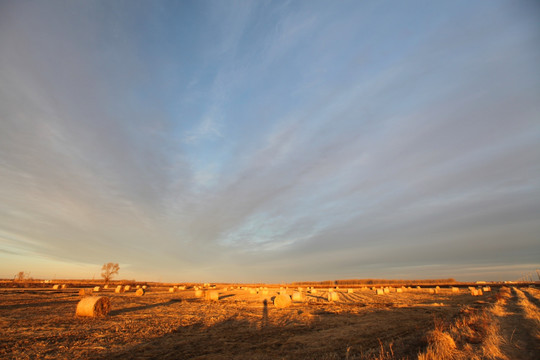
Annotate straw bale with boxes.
[115,285,124,293]
[169,287,176,293]
[451,287,459,293]
[376,289,384,295]
[103,285,109,289]
[135,288,145,296]
[205,290,219,301]
[310,288,318,294]
[79,288,92,296]
[124,285,131,291]
[274,294,292,308]
[347,289,354,294]
[142,285,147,289]
[396,288,403,293]
[194,289,204,297]
[61,284,67,289]
[482,286,491,292]
[328,292,339,302]
[52,284,60,290]
[93,286,100,292]
[292,292,305,302]
[76,296,110,317]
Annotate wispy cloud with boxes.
[0,0,538,282]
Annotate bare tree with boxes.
[101,263,120,284]
[14,271,29,282]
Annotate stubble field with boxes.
[1,284,539,359]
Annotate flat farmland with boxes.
[1,285,539,359]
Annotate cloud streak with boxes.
[0,0,539,282]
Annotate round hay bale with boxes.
[142,285,147,289]
[61,284,67,289]
[79,288,92,296]
[205,290,219,301]
[124,285,131,291]
[292,292,304,302]
[136,285,140,289]
[451,287,459,293]
[274,294,292,308]
[328,292,339,302]
[52,284,60,290]
[103,284,109,289]
[115,286,124,293]
[93,286,101,292]
[76,296,110,317]
[169,287,176,293]
[135,288,145,296]
[179,286,186,290]
[194,289,204,297]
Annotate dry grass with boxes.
[514,288,540,341]
[3,285,537,359]
[417,287,513,360]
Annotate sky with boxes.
[0,0,539,283]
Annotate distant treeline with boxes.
[291,278,457,286]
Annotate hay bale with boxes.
[179,286,186,290]
[328,292,339,302]
[124,285,131,291]
[76,296,110,317]
[93,286,101,292]
[103,284,109,289]
[79,288,92,296]
[61,284,67,289]
[136,285,140,289]
[482,286,491,292]
[451,287,459,293]
[249,289,257,294]
[115,285,124,293]
[135,288,145,296]
[396,288,403,293]
[383,288,390,294]
[274,294,292,308]
[310,288,318,294]
[52,284,60,290]
[205,290,219,301]
[142,285,147,289]
[292,292,305,302]
[428,289,435,294]
[194,289,204,297]
[376,289,385,295]
[347,289,354,294]
[169,287,176,293]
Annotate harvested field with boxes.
[1,285,538,359]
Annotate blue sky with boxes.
[0,0,539,282]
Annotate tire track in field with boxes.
[496,287,540,359]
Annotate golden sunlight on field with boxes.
[1,282,539,359]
